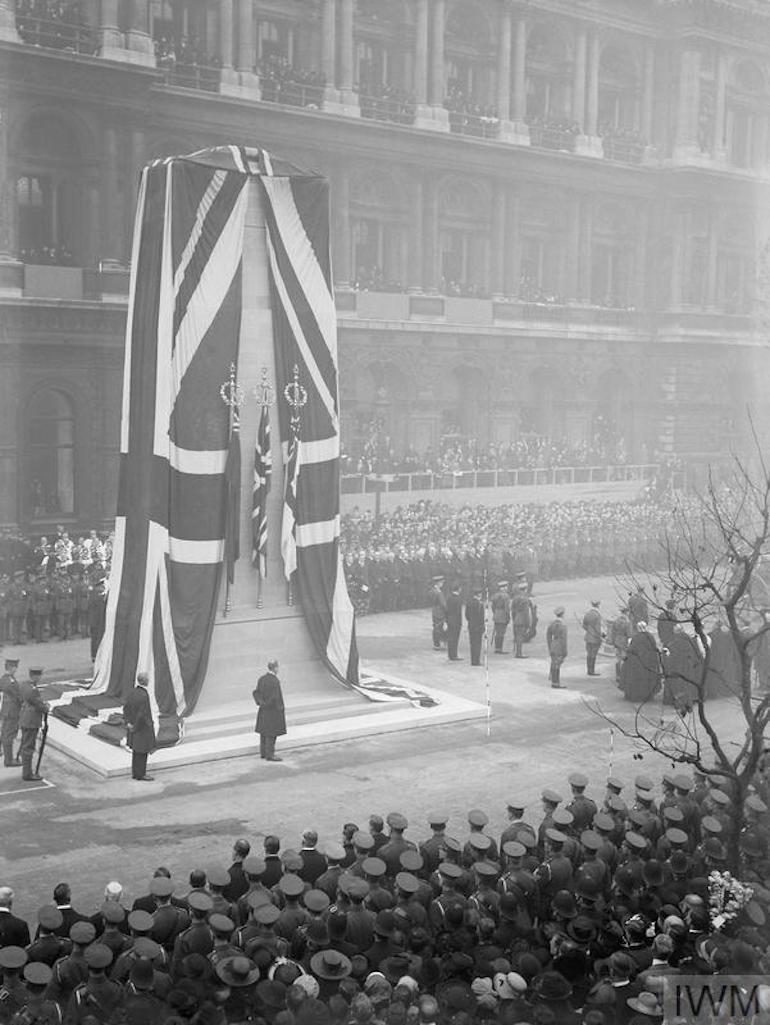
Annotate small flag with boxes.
[252,404,272,576]
[281,420,301,581]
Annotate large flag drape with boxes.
[252,404,271,576]
[94,145,359,715]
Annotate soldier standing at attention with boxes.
[0,657,22,767]
[430,576,446,650]
[465,587,485,667]
[445,585,463,661]
[511,582,533,659]
[491,580,510,654]
[546,607,568,689]
[582,599,604,677]
[18,666,48,781]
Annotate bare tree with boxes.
[587,443,770,871]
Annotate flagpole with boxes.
[282,364,307,606]
[220,362,244,617]
[253,367,275,609]
[483,561,492,740]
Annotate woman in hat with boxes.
[216,954,261,1021]
[619,623,661,704]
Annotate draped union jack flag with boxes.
[94,146,358,719]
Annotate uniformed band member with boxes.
[18,667,48,782]
[0,657,22,767]
[582,599,604,676]
[546,607,568,690]
[490,581,510,654]
[253,659,286,762]
[465,588,485,666]
[123,673,156,782]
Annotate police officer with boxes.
[0,658,22,767]
[18,667,48,782]
[465,587,485,666]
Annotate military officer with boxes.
[465,587,485,666]
[611,606,632,682]
[490,580,510,654]
[546,607,568,689]
[0,657,22,767]
[430,576,446,650]
[582,599,604,676]
[445,584,463,661]
[511,583,533,659]
[566,773,598,832]
[18,667,48,782]
[53,573,75,640]
[31,576,52,642]
[7,574,29,645]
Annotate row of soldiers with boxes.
[0,570,107,646]
[0,768,768,1024]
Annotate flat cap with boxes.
[580,830,602,851]
[386,812,408,831]
[132,937,161,959]
[84,944,113,969]
[541,789,562,805]
[346,878,369,901]
[399,850,423,872]
[186,892,214,913]
[395,872,419,894]
[701,816,722,835]
[506,799,526,812]
[665,828,688,846]
[207,867,231,888]
[545,828,567,845]
[427,812,449,826]
[303,890,330,913]
[442,836,462,855]
[552,809,574,828]
[593,813,614,832]
[467,809,489,827]
[568,772,588,789]
[101,902,126,925]
[278,874,305,897]
[468,833,492,852]
[634,774,654,791]
[70,921,96,944]
[606,777,624,792]
[474,861,498,879]
[37,905,63,931]
[352,831,374,851]
[362,857,386,878]
[243,856,266,876]
[624,831,647,851]
[438,861,463,879]
[662,806,684,822]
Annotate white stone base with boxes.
[498,120,530,146]
[414,104,450,132]
[575,134,603,158]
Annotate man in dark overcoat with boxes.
[123,672,156,781]
[619,623,661,703]
[465,588,485,666]
[19,666,49,781]
[253,659,286,762]
[445,585,463,661]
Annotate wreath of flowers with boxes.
[708,870,754,932]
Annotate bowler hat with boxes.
[566,916,598,944]
[532,971,573,1001]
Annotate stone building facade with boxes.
[0,0,768,529]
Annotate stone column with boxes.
[326,0,359,114]
[642,42,655,146]
[506,192,521,297]
[577,32,602,157]
[0,88,17,261]
[713,51,727,161]
[566,196,581,300]
[220,0,234,71]
[492,182,507,297]
[572,27,587,133]
[98,0,124,56]
[125,0,154,63]
[101,126,124,267]
[234,0,260,95]
[578,198,593,301]
[634,203,648,308]
[670,209,687,306]
[321,0,339,105]
[414,0,429,106]
[429,0,445,106]
[507,14,529,143]
[408,176,424,292]
[333,167,351,287]
[0,0,20,42]
[496,3,512,124]
[706,207,719,307]
[674,47,701,162]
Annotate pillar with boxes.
[706,208,719,307]
[101,127,124,266]
[578,198,593,301]
[429,0,445,106]
[333,167,351,287]
[492,183,507,297]
[98,0,123,56]
[235,0,260,94]
[408,177,424,292]
[566,196,581,301]
[321,0,338,101]
[87,183,100,268]
[576,32,602,157]
[414,0,449,131]
[0,0,20,42]
[572,28,587,133]
[713,51,727,160]
[634,203,648,308]
[641,42,655,145]
[503,14,529,144]
[496,3,512,123]
[414,0,429,106]
[338,0,356,103]
[670,209,687,307]
[125,0,154,63]
[0,84,16,260]
[220,0,234,71]
[674,47,701,161]
[507,192,521,297]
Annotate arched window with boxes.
[26,389,76,520]
[591,203,636,308]
[525,25,570,123]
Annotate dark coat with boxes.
[465,596,485,633]
[0,909,31,947]
[19,679,48,729]
[253,672,286,738]
[620,631,660,702]
[445,593,462,629]
[663,633,703,706]
[705,626,741,698]
[123,685,156,754]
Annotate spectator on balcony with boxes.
[257,54,325,109]
[444,82,499,139]
[15,0,97,53]
[154,33,222,91]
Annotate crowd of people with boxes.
[1,765,769,1023]
[358,81,416,126]
[154,35,223,90]
[342,428,635,480]
[599,125,647,164]
[341,497,672,616]
[15,0,96,53]
[526,117,581,152]
[352,267,406,294]
[0,526,110,654]
[444,86,500,140]
[258,56,325,109]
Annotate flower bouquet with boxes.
[708,870,754,932]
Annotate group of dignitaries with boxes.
[1,765,770,1024]
[430,578,537,667]
[340,499,676,619]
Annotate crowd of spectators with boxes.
[342,427,635,480]
[599,124,647,164]
[526,117,581,152]
[1,766,769,1024]
[17,244,75,266]
[444,86,500,140]
[352,267,406,294]
[155,35,222,90]
[15,0,97,53]
[358,78,416,126]
[258,55,325,109]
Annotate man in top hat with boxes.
[123,673,156,782]
[253,659,286,762]
[546,607,568,689]
[18,667,48,782]
[465,587,485,666]
[490,580,510,654]
[430,576,447,650]
[445,584,463,661]
[582,600,604,677]
[0,657,22,767]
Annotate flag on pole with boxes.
[281,419,301,581]
[224,418,241,587]
[252,404,272,576]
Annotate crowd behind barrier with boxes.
[444,86,500,140]
[258,56,326,108]
[155,35,223,91]
[0,766,769,1023]
[15,0,97,53]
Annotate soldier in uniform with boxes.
[30,576,52,643]
[465,587,485,666]
[72,574,90,638]
[610,605,632,682]
[65,942,123,1023]
[445,585,463,661]
[511,583,533,659]
[582,599,604,676]
[52,573,75,641]
[18,667,48,782]
[0,658,22,767]
[429,576,446,650]
[565,773,598,832]
[7,574,28,645]
[490,581,510,654]
[546,607,568,689]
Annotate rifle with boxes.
[35,710,48,778]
